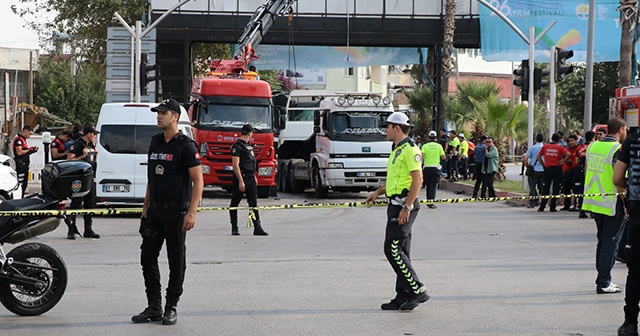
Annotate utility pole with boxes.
[114,0,192,102]
[584,0,596,132]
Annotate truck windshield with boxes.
[198,98,272,131]
[329,111,391,142]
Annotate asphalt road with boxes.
[0,188,628,336]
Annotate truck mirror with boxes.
[313,126,320,134]
[314,110,321,126]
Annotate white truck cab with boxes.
[277,91,393,197]
[95,103,193,204]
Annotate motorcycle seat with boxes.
[0,198,47,211]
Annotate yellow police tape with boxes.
[0,192,623,217]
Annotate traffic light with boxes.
[513,59,529,101]
[139,52,156,96]
[555,48,574,82]
[534,67,550,91]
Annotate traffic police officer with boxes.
[67,126,101,239]
[366,112,429,311]
[421,130,445,209]
[132,98,203,325]
[13,125,37,195]
[229,124,268,236]
[615,125,640,336]
[583,116,627,294]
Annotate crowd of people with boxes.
[13,124,101,240]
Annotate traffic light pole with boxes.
[549,45,556,139]
[477,0,554,148]
[114,0,192,102]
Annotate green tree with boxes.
[35,57,104,126]
[556,62,618,124]
[471,94,527,180]
[448,80,502,142]
[404,85,433,138]
[12,0,149,74]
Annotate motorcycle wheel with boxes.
[0,242,67,316]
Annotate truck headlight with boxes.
[202,165,210,174]
[327,162,344,168]
[258,167,273,176]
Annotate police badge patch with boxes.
[71,180,82,193]
[155,165,165,175]
[415,154,422,162]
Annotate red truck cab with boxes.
[188,76,276,197]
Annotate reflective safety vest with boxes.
[582,139,621,216]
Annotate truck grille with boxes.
[205,142,265,161]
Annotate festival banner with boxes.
[479,0,622,62]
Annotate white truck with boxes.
[276,90,394,197]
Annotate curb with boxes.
[438,179,530,207]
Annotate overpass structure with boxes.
[148,0,481,101]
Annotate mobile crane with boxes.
[188,0,296,197]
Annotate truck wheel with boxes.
[257,186,270,199]
[313,166,329,198]
[288,165,305,193]
[282,164,292,193]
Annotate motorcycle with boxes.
[0,160,93,316]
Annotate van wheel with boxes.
[257,186,270,199]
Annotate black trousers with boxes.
[482,172,497,198]
[16,166,28,195]
[459,156,468,180]
[69,181,96,226]
[473,164,485,197]
[384,200,423,298]
[139,208,186,307]
[539,166,563,210]
[562,169,579,209]
[423,167,440,201]
[624,201,640,325]
[229,175,260,224]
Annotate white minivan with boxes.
[95,103,193,204]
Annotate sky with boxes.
[0,0,41,50]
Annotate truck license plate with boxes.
[357,172,375,177]
[224,165,234,171]
[103,185,130,193]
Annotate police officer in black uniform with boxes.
[66,126,100,239]
[13,125,37,195]
[132,98,203,326]
[615,127,640,336]
[229,124,268,236]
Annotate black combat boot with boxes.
[132,294,163,323]
[253,220,268,236]
[231,222,239,236]
[65,217,80,240]
[162,299,178,325]
[83,223,101,239]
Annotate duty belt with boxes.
[149,201,187,210]
[241,171,255,177]
[387,195,407,206]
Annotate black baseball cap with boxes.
[83,126,100,134]
[151,98,182,114]
[242,124,254,134]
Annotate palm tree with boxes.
[448,80,503,141]
[618,0,636,86]
[433,0,457,131]
[471,94,528,180]
[404,85,433,137]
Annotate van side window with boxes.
[100,125,135,154]
[100,125,162,155]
